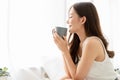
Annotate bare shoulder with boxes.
[82,36,103,54]
[81,36,103,59]
[83,36,102,47]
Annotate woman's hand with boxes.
[53,31,69,54]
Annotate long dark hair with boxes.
[68,2,114,64]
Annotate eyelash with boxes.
[69,16,72,18]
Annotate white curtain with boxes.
[0,0,10,69]
[8,0,66,71]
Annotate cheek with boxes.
[68,18,76,24]
[72,22,81,32]
[68,19,73,24]
[72,19,80,28]
[73,18,80,24]
[69,23,79,33]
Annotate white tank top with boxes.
[84,37,117,80]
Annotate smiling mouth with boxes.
[69,25,72,28]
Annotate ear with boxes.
[80,16,86,24]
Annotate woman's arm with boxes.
[53,32,76,79]
[53,32,99,80]
[61,43,74,80]
[62,55,72,78]
[62,51,77,79]
[63,38,100,80]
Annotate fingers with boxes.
[53,32,61,44]
[52,28,55,35]
[53,31,62,40]
[63,36,67,40]
[52,28,67,40]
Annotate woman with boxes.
[53,2,118,80]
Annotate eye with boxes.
[69,16,72,18]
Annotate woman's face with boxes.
[67,7,82,33]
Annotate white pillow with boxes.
[42,56,65,80]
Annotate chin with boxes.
[68,29,72,33]
[69,28,74,33]
[69,30,74,34]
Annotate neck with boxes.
[77,29,87,43]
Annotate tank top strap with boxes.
[94,36,107,54]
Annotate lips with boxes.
[69,25,72,28]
